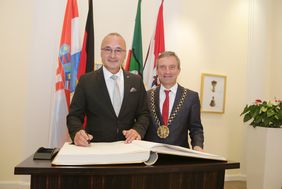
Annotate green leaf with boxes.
[240,105,249,115]
[253,116,262,124]
[243,114,253,122]
[261,106,267,112]
[267,109,275,117]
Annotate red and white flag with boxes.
[143,0,165,90]
[49,0,81,148]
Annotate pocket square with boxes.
[130,87,137,93]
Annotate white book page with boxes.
[52,141,150,165]
[133,140,226,161]
[132,140,162,149]
[151,145,226,161]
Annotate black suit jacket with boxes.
[67,67,149,142]
[144,85,204,148]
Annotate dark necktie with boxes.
[162,90,170,125]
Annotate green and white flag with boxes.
[124,0,143,76]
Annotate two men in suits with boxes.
[144,51,204,151]
[67,33,149,146]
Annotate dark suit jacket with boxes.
[144,85,204,148]
[67,67,149,142]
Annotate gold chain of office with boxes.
[149,88,188,138]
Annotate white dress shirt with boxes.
[159,83,178,117]
[103,66,124,105]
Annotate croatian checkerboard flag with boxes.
[143,0,165,90]
[49,0,81,147]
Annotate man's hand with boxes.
[122,129,141,144]
[74,130,93,147]
[193,146,204,152]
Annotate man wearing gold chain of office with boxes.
[145,51,204,151]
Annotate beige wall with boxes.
[0,0,280,186]
[0,0,32,182]
[271,0,282,98]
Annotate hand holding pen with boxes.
[74,129,93,147]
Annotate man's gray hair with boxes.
[156,51,181,69]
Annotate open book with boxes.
[52,140,226,166]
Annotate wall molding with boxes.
[0,181,29,189]
[225,174,246,181]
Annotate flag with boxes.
[49,0,81,148]
[78,0,94,79]
[143,0,165,89]
[77,0,94,128]
[124,0,143,76]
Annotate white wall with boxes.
[0,0,280,186]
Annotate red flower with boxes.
[255,99,262,104]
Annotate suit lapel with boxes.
[97,68,116,116]
[170,85,184,117]
[154,87,163,125]
[119,70,130,116]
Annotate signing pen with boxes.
[82,130,91,144]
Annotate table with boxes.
[15,154,240,189]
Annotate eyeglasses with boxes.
[101,47,126,55]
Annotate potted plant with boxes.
[240,99,282,189]
[240,99,282,128]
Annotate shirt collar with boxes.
[160,83,178,94]
[103,66,123,80]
